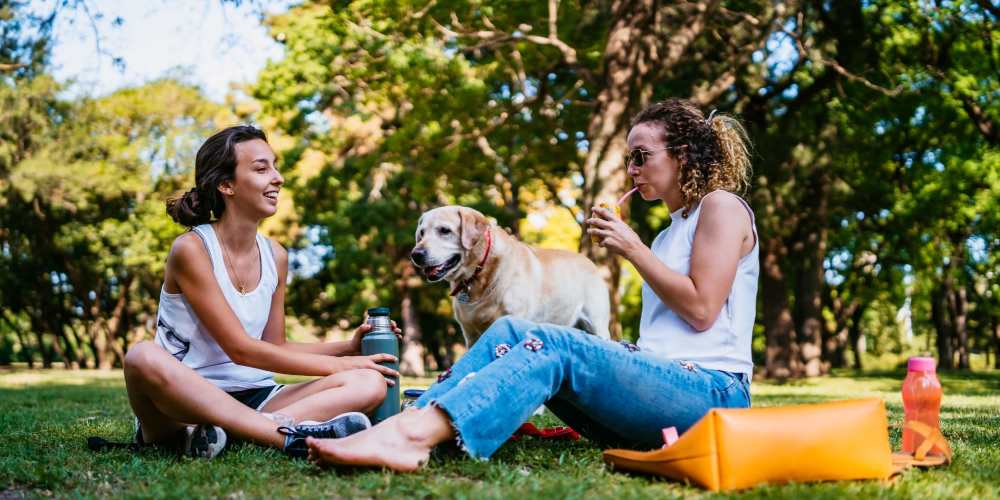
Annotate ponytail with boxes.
[708,114,752,196]
[166,186,220,227]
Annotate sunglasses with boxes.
[623,146,681,168]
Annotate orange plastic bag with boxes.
[603,398,894,491]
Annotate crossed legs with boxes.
[123,341,386,449]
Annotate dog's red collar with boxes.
[451,229,492,297]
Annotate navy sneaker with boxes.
[279,412,372,458]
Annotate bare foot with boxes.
[306,407,453,472]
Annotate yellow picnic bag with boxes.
[603,398,898,491]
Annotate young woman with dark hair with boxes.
[305,98,759,471]
[124,125,401,458]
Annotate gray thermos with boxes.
[361,307,400,423]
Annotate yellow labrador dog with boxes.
[410,205,611,346]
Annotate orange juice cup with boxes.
[591,203,622,243]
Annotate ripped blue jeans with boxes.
[415,316,751,459]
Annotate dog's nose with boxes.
[410,247,428,266]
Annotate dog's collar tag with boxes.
[457,291,471,303]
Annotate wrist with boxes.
[329,357,345,374]
[622,240,643,262]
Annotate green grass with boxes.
[1,368,997,499]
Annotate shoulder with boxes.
[700,191,751,221]
[267,238,288,268]
[696,191,752,235]
[169,231,208,262]
[166,231,213,280]
[701,190,748,212]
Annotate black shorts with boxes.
[227,384,285,411]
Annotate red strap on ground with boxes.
[509,422,581,441]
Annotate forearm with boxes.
[627,246,713,330]
[230,339,344,376]
[279,340,358,356]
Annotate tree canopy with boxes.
[1,0,997,376]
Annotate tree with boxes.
[1,77,229,368]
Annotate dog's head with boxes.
[411,206,488,283]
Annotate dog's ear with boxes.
[459,208,487,250]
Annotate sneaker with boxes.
[184,424,227,459]
[279,412,372,458]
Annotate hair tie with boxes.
[706,109,718,124]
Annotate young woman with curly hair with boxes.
[306,98,758,472]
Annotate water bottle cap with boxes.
[367,307,391,317]
[907,356,936,373]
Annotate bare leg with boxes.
[306,405,454,472]
[261,369,387,422]
[124,341,284,448]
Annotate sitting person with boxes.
[305,98,759,471]
[123,125,401,458]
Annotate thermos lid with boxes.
[367,307,391,317]
[907,356,936,372]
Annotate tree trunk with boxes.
[993,316,1000,370]
[398,285,426,377]
[823,296,859,370]
[88,318,112,370]
[952,285,969,369]
[931,287,954,369]
[950,284,969,369]
[2,311,34,368]
[104,276,134,368]
[795,173,830,376]
[30,316,54,368]
[579,0,719,341]
[761,236,800,378]
[67,322,89,368]
[849,304,865,371]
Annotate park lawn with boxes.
[0,368,997,499]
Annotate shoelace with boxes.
[277,422,340,440]
[276,425,310,439]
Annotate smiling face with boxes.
[218,138,283,221]
[626,121,683,209]
[411,207,464,282]
[411,206,487,283]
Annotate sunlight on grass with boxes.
[1,369,997,498]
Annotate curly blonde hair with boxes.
[630,98,752,217]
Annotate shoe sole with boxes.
[187,424,227,459]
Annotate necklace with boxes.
[218,229,257,294]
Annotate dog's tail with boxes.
[573,304,598,335]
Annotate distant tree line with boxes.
[1,0,997,376]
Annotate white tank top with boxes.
[636,190,759,375]
[154,224,278,391]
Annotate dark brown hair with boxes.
[166,125,268,226]
[630,98,751,216]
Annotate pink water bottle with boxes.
[901,356,943,454]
